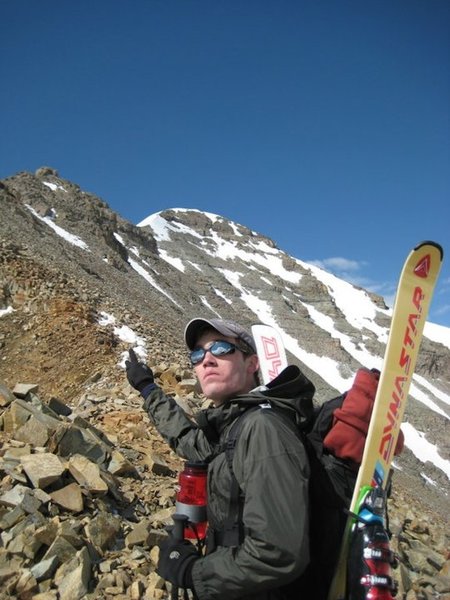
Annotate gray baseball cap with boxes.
[184,318,256,353]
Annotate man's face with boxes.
[193,329,259,406]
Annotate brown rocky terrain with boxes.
[1,352,449,598]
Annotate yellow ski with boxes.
[328,241,444,600]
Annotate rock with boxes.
[84,511,121,553]
[4,511,45,559]
[149,507,175,529]
[435,574,450,593]
[13,383,39,399]
[54,546,91,600]
[130,579,145,599]
[107,448,137,476]
[0,564,20,586]
[145,570,166,597]
[0,505,26,529]
[145,453,173,476]
[0,382,15,407]
[57,424,111,464]
[3,444,31,461]
[20,453,65,488]
[35,167,59,178]
[14,414,50,446]
[32,592,58,600]
[49,483,84,513]
[14,568,39,597]
[67,455,108,494]
[4,398,62,441]
[47,397,72,417]
[2,400,33,433]
[33,521,59,547]
[125,519,152,548]
[30,555,59,582]
[43,534,78,563]
[441,560,450,577]
[0,484,44,514]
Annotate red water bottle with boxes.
[175,461,208,540]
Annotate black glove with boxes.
[157,535,199,589]
[125,349,154,393]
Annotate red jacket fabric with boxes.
[324,368,404,463]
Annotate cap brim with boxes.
[184,318,225,350]
[184,318,256,352]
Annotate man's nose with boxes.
[201,349,216,364]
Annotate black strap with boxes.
[206,407,260,550]
[213,405,304,549]
[222,407,259,546]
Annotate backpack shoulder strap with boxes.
[224,406,261,468]
[207,406,262,550]
[219,405,303,547]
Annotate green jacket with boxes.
[144,365,315,600]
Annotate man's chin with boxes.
[202,384,231,405]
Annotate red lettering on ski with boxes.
[404,313,418,346]
[378,285,425,462]
[413,286,424,310]
[260,336,284,379]
[380,377,407,461]
[399,347,411,372]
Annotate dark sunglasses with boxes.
[190,340,248,366]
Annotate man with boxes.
[126,317,315,600]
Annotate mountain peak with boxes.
[1,168,449,511]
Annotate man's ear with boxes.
[247,354,259,375]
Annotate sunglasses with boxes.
[190,340,248,366]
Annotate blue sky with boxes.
[2,1,449,326]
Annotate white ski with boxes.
[251,323,288,384]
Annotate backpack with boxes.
[217,394,359,600]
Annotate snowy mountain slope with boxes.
[1,169,449,503]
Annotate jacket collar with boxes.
[196,365,315,440]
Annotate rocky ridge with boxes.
[1,167,449,598]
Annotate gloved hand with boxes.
[157,535,199,589]
[125,349,154,393]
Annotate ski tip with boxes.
[414,241,443,260]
